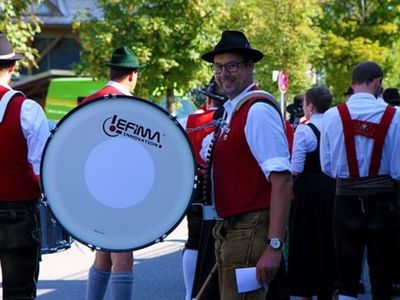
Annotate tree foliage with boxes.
[314,0,400,102]
[73,0,226,113]
[0,0,41,69]
[73,0,400,108]
[226,0,322,104]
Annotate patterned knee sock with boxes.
[109,271,133,300]
[86,266,111,300]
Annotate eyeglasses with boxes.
[212,60,245,74]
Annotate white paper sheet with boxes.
[235,267,268,293]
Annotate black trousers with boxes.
[334,192,400,299]
[185,204,203,250]
[0,200,41,300]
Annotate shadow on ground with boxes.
[35,250,184,300]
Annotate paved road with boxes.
[33,219,187,300]
[0,216,376,300]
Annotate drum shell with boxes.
[38,201,72,254]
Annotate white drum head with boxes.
[41,96,196,251]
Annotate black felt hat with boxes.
[0,32,23,61]
[286,93,304,115]
[343,86,354,96]
[383,88,400,105]
[202,31,263,63]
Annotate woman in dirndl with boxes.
[288,86,337,300]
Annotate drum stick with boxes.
[193,263,218,300]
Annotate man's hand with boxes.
[255,246,282,285]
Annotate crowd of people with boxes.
[183,31,400,300]
[2,27,400,300]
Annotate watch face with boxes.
[270,238,282,249]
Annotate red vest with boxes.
[81,85,123,104]
[186,110,215,167]
[213,98,272,218]
[337,103,396,177]
[0,86,41,200]
[284,120,294,157]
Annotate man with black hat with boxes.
[286,93,305,128]
[84,46,144,300]
[0,32,50,299]
[320,61,400,300]
[285,93,305,155]
[200,30,292,300]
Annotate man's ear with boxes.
[7,65,15,73]
[128,72,133,82]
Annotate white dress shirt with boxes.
[320,92,400,180]
[1,82,50,175]
[107,80,132,96]
[200,83,291,180]
[291,113,323,174]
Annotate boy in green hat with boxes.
[83,46,143,300]
[81,46,144,103]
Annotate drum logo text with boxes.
[103,115,162,148]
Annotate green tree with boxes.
[226,0,322,105]
[73,0,226,114]
[384,34,400,89]
[314,0,400,102]
[0,0,41,69]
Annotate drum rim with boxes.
[40,94,198,251]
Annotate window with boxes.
[32,0,61,16]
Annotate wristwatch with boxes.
[267,238,283,250]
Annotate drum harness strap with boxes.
[0,90,25,123]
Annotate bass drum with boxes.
[40,95,196,251]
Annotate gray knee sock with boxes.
[182,249,198,300]
[110,271,133,300]
[86,266,111,300]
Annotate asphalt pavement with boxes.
[0,216,376,300]
[1,218,188,300]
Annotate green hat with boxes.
[105,46,144,70]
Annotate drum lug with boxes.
[156,235,167,243]
[40,195,49,206]
[194,175,198,189]
[49,124,59,135]
[87,244,102,251]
